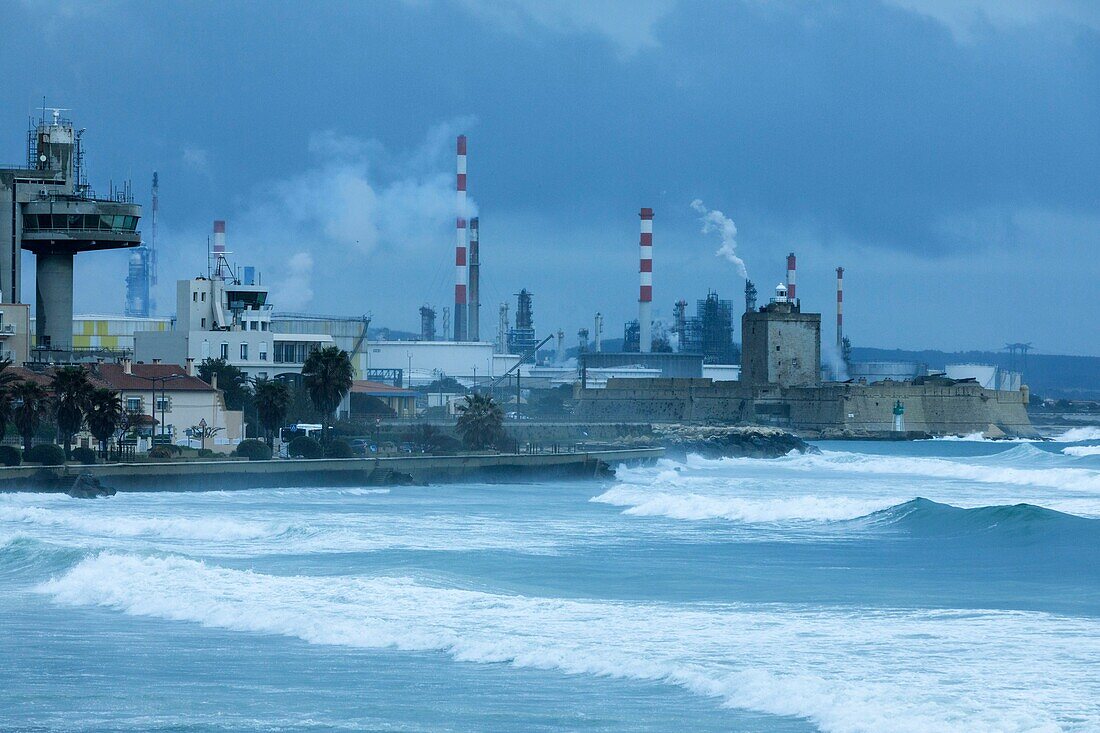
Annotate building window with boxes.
[201,292,206,302]
[261,322,268,331]
[155,396,171,413]
[260,342,268,361]
[193,292,198,302]
[201,318,207,329]
[126,396,142,412]
[240,343,249,360]
[220,342,229,360]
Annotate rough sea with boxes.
[3,429,1100,732]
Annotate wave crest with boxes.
[35,553,1100,733]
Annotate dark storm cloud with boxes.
[1,0,1097,353]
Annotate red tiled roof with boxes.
[95,363,216,392]
[6,363,215,393]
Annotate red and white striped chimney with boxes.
[639,208,654,353]
[454,135,468,341]
[836,266,844,349]
[786,252,797,305]
[213,220,226,256]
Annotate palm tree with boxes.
[51,366,93,459]
[302,346,353,444]
[86,388,124,457]
[0,359,20,443]
[11,381,50,452]
[456,393,505,451]
[253,378,291,448]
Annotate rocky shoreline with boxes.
[631,425,817,459]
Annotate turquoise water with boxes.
[3,433,1100,732]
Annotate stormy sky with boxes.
[2,0,1098,356]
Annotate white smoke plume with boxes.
[273,251,315,311]
[821,341,850,381]
[691,199,747,278]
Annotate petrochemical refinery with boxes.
[0,111,1036,437]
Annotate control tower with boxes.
[0,109,141,359]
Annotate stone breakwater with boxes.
[628,425,816,459]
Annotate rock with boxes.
[651,425,817,459]
[68,473,116,499]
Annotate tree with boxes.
[197,358,252,411]
[253,378,291,448]
[302,346,353,443]
[11,381,50,452]
[86,388,124,457]
[51,366,93,459]
[455,393,505,451]
[0,359,21,442]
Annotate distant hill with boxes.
[850,347,1100,400]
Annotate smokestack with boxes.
[786,252,796,304]
[186,357,196,376]
[453,135,468,342]
[469,217,480,342]
[121,357,132,375]
[594,312,603,353]
[639,208,654,353]
[836,266,844,349]
[213,220,226,256]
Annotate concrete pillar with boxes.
[35,251,74,353]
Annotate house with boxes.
[93,360,244,452]
[8,360,244,453]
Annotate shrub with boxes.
[235,439,272,461]
[25,444,65,466]
[288,435,322,459]
[71,446,97,465]
[0,446,21,467]
[148,446,174,460]
[324,439,353,459]
[197,448,214,458]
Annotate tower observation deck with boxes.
[0,110,141,359]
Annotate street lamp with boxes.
[130,373,186,447]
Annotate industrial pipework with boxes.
[454,135,468,341]
[639,208,654,353]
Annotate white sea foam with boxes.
[593,486,893,523]
[789,450,1100,493]
[1064,446,1100,458]
[38,553,1099,733]
[0,506,278,541]
[1055,427,1100,442]
[0,502,571,556]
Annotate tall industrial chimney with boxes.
[213,220,228,279]
[594,312,603,353]
[836,266,844,349]
[454,135,468,341]
[638,208,654,353]
[786,252,797,304]
[469,217,480,342]
[213,220,226,257]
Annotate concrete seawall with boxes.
[0,448,665,492]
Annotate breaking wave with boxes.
[1064,446,1100,458]
[592,485,893,523]
[781,447,1100,493]
[1056,427,1100,442]
[36,553,1099,733]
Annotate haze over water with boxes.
[3,434,1100,732]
